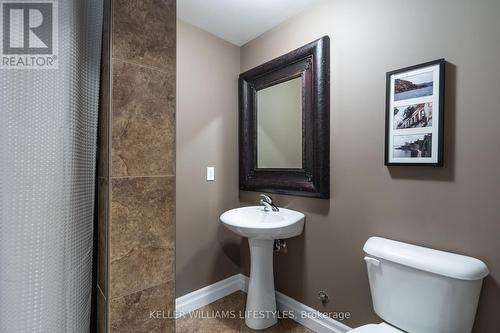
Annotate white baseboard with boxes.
[175,274,245,317]
[176,274,351,333]
[276,289,352,333]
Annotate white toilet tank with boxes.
[363,237,488,333]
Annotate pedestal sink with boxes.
[220,206,305,330]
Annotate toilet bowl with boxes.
[348,237,489,333]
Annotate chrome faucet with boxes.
[259,194,279,212]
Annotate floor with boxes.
[176,291,314,333]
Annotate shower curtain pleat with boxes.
[0,0,103,331]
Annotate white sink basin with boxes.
[220,206,304,240]
[220,205,305,330]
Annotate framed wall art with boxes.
[385,59,445,166]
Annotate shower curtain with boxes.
[0,0,103,331]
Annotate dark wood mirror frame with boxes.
[239,36,330,198]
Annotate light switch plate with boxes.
[206,167,215,181]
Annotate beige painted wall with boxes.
[240,0,500,331]
[176,20,242,297]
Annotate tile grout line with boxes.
[109,278,175,301]
[112,57,171,74]
[110,174,175,179]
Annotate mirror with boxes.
[257,77,303,169]
[239,36,330,198]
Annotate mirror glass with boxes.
[257,77,303,169]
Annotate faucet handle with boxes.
[259,194,279,212]
[259,194,273,203]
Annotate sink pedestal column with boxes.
[245,238,277,330]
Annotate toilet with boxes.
[350,237,489,333]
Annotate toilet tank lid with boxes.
[363,237,489,280]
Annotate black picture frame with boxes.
[385,59,445,166]
[239,36,330,198]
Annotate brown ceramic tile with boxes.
[97,105,109,178]
[110,281,174,333]
[111,60,175,177]
[176,291,314,333]
[98,34,110,178]
[176,291,245,333]
[97,288,107,333]
[98,0,111,179]
[240,318,314,333]
[112,0,175,73]
[110,176,174,298]
[97,177,108,294]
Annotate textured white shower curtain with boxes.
[0,0,103,331]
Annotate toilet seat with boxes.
[348,323,404,333]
